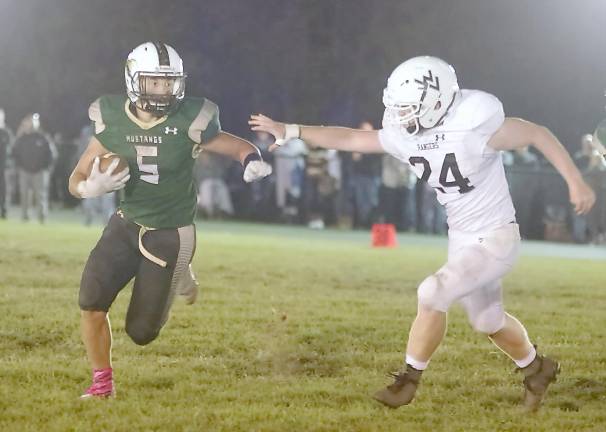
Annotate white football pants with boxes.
[417,222,521,334]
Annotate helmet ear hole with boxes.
[434,100,442,110]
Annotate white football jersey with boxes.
[379,89,515,232]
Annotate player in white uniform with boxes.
[249,56,596,411]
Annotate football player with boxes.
[69,42,272,398]
[249,56,595,411]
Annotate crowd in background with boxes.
[1,111,605,244]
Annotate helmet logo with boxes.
[165,126,178,135]
[414,70,440,91]
[414,70,440,103]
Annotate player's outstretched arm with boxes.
[488,118,596,214]
[203,131,272,183]
[68,136,130,199]
[248,114,384,153]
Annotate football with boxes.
[89,153,128,176]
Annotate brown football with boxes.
[89,153,128,176]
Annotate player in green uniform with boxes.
[68,42,272,398]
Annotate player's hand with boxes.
[243,160,272,183]
[569,179,595,215]
[249,114,287,151]
[77,157,130,198]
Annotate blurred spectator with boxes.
[415,179,447,234]
[573,134,604,172]
[75,125,115,225]
[350,121,381,228]
[12,113,56,223]
[501,146,540,167]
[572,134,606,243]
[302,146,338,229]
[379,154,416,231]
[196,151,233,218]
[224,160,251,219]
[503,145,542,239]
[274,137,306,222]
[0,108,14,218]
[50,131,78,207]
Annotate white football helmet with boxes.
[382,56,459,135]
[125,42,186,116]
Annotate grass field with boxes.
[1,218,605,431]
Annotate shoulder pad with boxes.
[88,97,106,134]
[448,90,504,135]
[188,98,220,143]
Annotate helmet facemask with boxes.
[127,70,186,116]
[382,93,431,136]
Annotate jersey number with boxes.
[135,145,159,184]
[409,153,474,194]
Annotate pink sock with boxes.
[93,367,113,383]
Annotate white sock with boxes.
[405,354,429,371]
[514,345,537,368]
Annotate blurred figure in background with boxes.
[593,110,606,158]
[196,151,233,218]
[380,154,416,231]
[350,121,382,229]
[12,113,56,223]
[50,131,78,208]
[75,125,115,225]
[274,136,306,222]
[572,134,606,243]
[502,145,541,239]
[302,146,338,229]
[415,179,447,234]
[0,108,14,218]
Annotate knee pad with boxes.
[417,274,449,312]
[125,321,160,346]
[468,304,506,335]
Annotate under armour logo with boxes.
[165,126,178,135]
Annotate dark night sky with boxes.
[0,0,604,149]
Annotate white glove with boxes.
[77,157,130,198]
[243,160,272,183]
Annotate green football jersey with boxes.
[89,95,220,228]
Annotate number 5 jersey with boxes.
[88,95,221,229]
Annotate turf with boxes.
[1,219,605,431]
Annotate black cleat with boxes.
[373,365,423,408]
[521,354,560,411]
